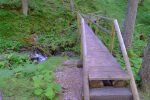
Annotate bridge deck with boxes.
[83,22,130,81]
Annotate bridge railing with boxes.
[79,13,116,54]
[77,13,139,100]
[114,20,139,100]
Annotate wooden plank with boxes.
[88,66,124,72]
[90,87,133,100]
[89,71,130,80]
[81,18,130,81]
[86,56,120,67]
[114,19,139,100]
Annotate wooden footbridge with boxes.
[77,13,139,100]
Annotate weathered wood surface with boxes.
[82,20,129,81]
[90,87,132,100]
[81,16,90,100]
[114,19,139,100]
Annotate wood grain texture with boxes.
[83,20,129,81]
[114,19,139,100]
[90,87,132,100]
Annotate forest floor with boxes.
[56,60,83,100]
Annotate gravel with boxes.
[55,63,83,100]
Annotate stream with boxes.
[30,51,48,63]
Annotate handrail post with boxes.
[77,13,81,34]
[77,13,83,62]
[95,16,99,35]
[114,19,139,100]
[109,24,115,54]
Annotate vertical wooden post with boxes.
[77,13,83,62]
[109,24,115,54]
[95,16,99,35]
[87,15,92,28]
[77,13,81,34]
[114,19,140,100]
[22,0,28,16]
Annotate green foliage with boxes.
[116,49,142,81]
[0,0,21,8]
[0,57,65,99]
[0,53,30,68]
[39,31,80,53]
[32,59,62,99]
[0,38,25,52]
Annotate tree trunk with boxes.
[22,0,28,16]
[70,0,75,13]
[139,37,150,89]
[123,0,138,48]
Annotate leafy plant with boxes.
[116,49,142,81]
[0,53,30,68]
[32,59,62,99]
[0,57,65,99]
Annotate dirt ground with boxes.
[55,60,83,100]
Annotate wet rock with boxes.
[29,52,47,62]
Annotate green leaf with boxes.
[34,88,43,96]
[45,86,55,99]
[135,75,141,81]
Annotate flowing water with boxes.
[30,51,48,63]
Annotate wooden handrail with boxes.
[114,19,139,100]
[78,13,139,100]
[79,13,90,100]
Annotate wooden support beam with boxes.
[82,14,114,21]
[77,13,81,34]
[94,23,110,34]
[95,16,99,35]
[22,0,28,16]
[114,19,139,100]
[109,24,115,53]
[77,13,83,62]
[82,14,111,34]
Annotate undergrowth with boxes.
[0,56,65,100]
